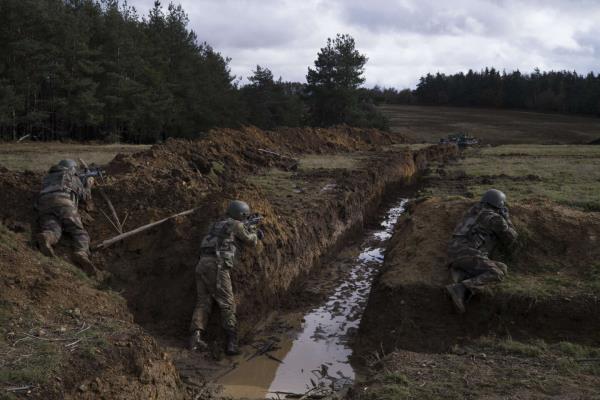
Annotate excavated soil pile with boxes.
[359,198,600,353]
[0,225,187,400]
[0,126,458,398]
[89,129,455,339]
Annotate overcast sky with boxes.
[129,0,600,88]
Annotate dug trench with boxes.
[352,187,600,397]
[0,127,457,399]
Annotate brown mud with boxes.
[0,126,457,399]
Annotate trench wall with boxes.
[97,139,458,338]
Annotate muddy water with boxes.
[218,199,408,398]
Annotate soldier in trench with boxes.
[34,159,102,278]
[445,189,518,313]
[189,200,264,355]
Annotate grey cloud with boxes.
[123,0,600,88]
[337,0,507,36]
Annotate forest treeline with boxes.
[0,0,384,142]
[1,1,599,143]
[369,68,600,116]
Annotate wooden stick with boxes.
[100,190,123,233]
[258,148,296,160]
[93,208,197,250]
[79,158,123,233]
[100,209,121,234]
[5,385,34,392]
[121,211,129,230]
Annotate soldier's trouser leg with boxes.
[450,256,507,293]
[38,211,63,245]
[214,268,237,332]
[190,259,215,332]
[59,207,90,254]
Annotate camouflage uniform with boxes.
[35,165,93,270]
[448,202,518,293]
[190,217,258,333]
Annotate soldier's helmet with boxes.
[57,159,78,170]
[227,200,251,221]
[481,189,506,209]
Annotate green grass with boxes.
[298,154,363,170]
[0,341,61,384]
[247,169,298,196]
[425,145,600,210]
[0,143,150,171]
[359,337,600,400]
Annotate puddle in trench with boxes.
[218,199,409,398]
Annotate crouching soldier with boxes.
[189,200,264,355]
[35,159,100,278]
[445,189,518,313]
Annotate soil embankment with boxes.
[0,127,457,398]
[360,198,600,352]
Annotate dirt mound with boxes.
[0,225,188,399]
[359,197,600,353]
[92,142,455,341]
[0,126,456,397]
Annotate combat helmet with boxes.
[227,200,251,221]
[57,159,78,170]
[481,189,506,209]
[48,159,77,173]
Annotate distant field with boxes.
[425,145,600,210]
[0,143,151,171]
[381,105,600,145]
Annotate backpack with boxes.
[200,218,236,255]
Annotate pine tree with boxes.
[306,34,368,126]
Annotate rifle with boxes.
[79,166,105,182]
[244,213,264,239]
[244,213,263,228]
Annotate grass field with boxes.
[424,145,600,210]
[0,143,150,171]
[381,104,600,145]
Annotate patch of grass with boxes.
[382,371,410,385]
[211,161,225,175]
[494,338,548,357]
[430,145,600,210]
[0,341,61,386]
[247,169,298,195]
[383,143,433,151]
[368,383,410,400]
[298,154,362,170]
[0,143,150,171]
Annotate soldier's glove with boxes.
[500,206,509,220]
[85,177,96,188]
[256,229,265,240]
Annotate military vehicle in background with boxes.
[439,133,479,148]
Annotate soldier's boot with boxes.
[72,251,100,278]
[36,233,55,258]
[224,329,241,356]
[189,330,209,352]
[450,269,466,284]
[445,283,467,314]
